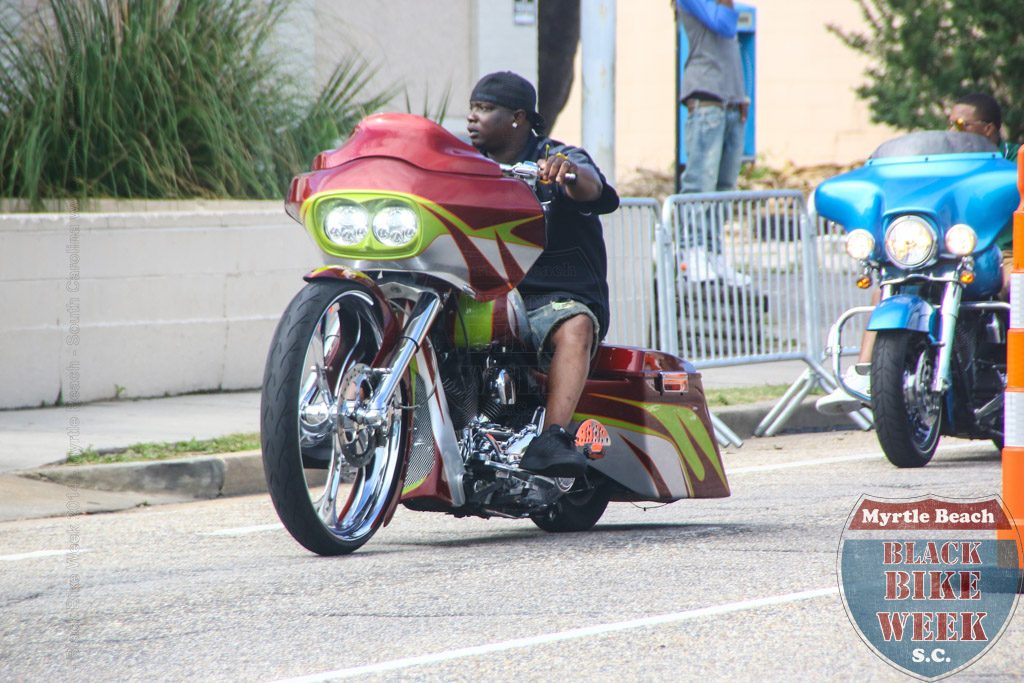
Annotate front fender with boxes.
[303,265,401,366]
[866,294,936,335]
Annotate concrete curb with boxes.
[713,397,869,441]
[21,450,267,499]
[16,399,865,500]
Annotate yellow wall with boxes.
[552,0,898,182]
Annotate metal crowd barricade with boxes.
[602,198,660,348]
[657,191,872,438]
[605,198,739,447]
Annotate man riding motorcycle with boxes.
[466,71,620,477]
[816,92,1018,416]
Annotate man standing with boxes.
[467,71,620,478]
[677,0,748,196]
[675,0,750,283]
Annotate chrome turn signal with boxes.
[856,275,873,289]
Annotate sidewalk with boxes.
[0,361,861,522]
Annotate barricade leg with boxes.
[710,410,744,448]
[754,369,813,437]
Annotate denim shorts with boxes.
[525,297,601,371]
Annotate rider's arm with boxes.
[675,0,738,38]
[537,145,618,211]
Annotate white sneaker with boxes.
[816,366,871,415]
[712,254,753,287]
[680,247,720,283]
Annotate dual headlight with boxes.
[845,216,977,269]
[322,200,420,248]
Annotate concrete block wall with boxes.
[0,203,321,409]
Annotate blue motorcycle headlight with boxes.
[884,215,937,269]
[945,223,977,256]
[845,229,875,260]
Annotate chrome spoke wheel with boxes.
[262,281,408,555]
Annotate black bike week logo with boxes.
[838,495,1021,681]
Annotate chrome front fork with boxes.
[931,282,962,395]
[353,290,442,427]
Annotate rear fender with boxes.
[866,294,937,338]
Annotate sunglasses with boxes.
[948,117,989,132]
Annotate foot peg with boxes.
[575,419,611,460]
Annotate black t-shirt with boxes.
[513,135,619,339]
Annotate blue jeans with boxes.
[681,106,745,251]
[681,105,744,193]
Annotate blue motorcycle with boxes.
[817,131,1018,467]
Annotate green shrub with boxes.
[0,0,393,207]
[830,0,1024,142]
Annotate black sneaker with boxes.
[519,425,588,478]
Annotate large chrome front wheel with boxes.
[871,331,943,468]
[261,280,407,555]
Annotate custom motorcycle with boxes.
[260,113,730,555]
[818,131,1019,468]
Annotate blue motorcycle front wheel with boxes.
[871,331,943,468]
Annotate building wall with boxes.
[305,0,537,134]
[551,0,897,181]
[0,204,319,409]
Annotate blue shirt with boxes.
[675,0,738,38]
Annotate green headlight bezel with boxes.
[309,193,426,259]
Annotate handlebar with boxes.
[500,161,576,188]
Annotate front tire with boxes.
[871,331,943,468]
[261,280,407,555]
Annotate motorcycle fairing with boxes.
[298,181,544,301]
[312,112,501,177]
[815,152,1019,252]
[866,294,937,337]
[287,114,546,301]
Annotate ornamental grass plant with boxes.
[0,0,393,208]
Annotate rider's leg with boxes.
[520,300,600,476]
[542,314,594,429]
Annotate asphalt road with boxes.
[1,430,1020,682]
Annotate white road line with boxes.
[198,523,283,537]
[0,549,91,562]
[269,586,840,682]
[728,442,985,474]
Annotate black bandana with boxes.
[470,71,546,131]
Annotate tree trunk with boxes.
[538,0,580,133]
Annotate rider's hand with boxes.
[538,152,577,187]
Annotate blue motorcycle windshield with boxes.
[870,130,997,158]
